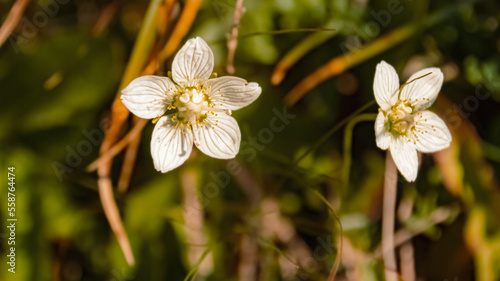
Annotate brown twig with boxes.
[373,206,453,259]
[98,167,135,265]
[283,24,418,106]
[95,0,202,266]
[145,0,202,73]
[156,0,177,37]
[181,168,212,275]
[94,0,168,266]
[97,101,134,265]
[87,118,148,172]
[117,116,143,193]
[226,0,245,74]
[0,0,30,47]
[92,0,122,37]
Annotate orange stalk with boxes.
[0,0,30,47]
[92,0,121,37]
[226,0,245,74]
[271,20,341,85]
[117,116,143,193]
[145,0,203,73]
[97,0,164,265]
[283,0,478,106]
[284,24,417,106]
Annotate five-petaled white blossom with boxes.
[121,37,261,173]
[374,61,452,182]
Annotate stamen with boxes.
[192,92,203,103]
[179,93,190,103]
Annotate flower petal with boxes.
[390,136,418,182]
[375,111,391,150]
[204,76,262,110]
[172,37,214,87]
[151,116,193,173]
[374,61,400,111]
[121,75,175,119]
[411,110,452,153]
[193,114,241,159]
[400,67,443,110]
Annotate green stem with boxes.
[341,113,377,191]
[310,189,343,281]
[294,100,376,165]
[117,0,163,94]
[183,245,213,281]
[482,142,500,162]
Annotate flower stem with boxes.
[341,113,377,191]
[382,151,398,281]
[294,100,376,165]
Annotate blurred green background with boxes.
[1,0,500,280]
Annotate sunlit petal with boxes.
[410,110,452,153]
[374,61,400,111]
[204,76,262,110]
[390,136,418,182]
[172,37,214,87]
[121,75,175,119]
[193,114,241,159]
[400,67,443,110]
[375,111,391,150]
[151,116,193,173]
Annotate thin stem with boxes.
[312,189,343,281]
[98,176,135,265]
[87,119,147,172]
[294,100,376,165]
[95,0,164,265]
[283,0,482,106]
[117,116,143,193]
[209,28,337,45]
[158,0,203,61]
[0,0,30,47]
[183,246,213,281]
[239,28,336,38]
[373,205,456,258]
[399,242,416,281]
[271,21,341,85]
[341,113,377,191]
[382,152,398,281]
[226,0,245,74]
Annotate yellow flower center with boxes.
[387,100,415,136]
[163,85,227,132]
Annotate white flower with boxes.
[374,61,452,182]
[121,37,262,173]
